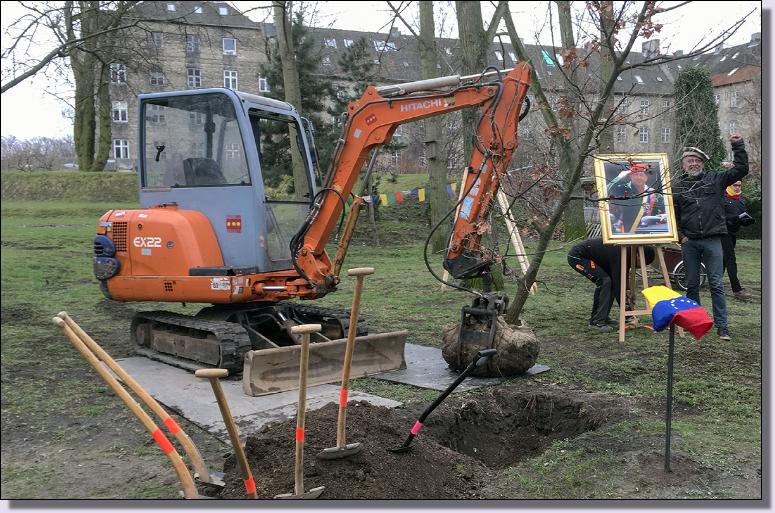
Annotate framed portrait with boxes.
[593,153,678,245]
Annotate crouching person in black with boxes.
[568,238,655,332]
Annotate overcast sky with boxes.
[0,1,764,140]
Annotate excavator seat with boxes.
[183,158,227,186]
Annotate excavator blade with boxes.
[242,330,408,396]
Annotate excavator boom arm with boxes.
[294,63,532,287]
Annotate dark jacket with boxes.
[673,139,749,240]
[722,196,747,234]
[568,238,623,295]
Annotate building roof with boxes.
[131,1,259,30]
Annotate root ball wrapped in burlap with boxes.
[441,316,539,377]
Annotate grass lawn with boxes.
[0,184,762,500]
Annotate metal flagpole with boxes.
[664,323,676,472]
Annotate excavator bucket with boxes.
[242,330,408,396]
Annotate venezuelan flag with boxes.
[641,286,713,340]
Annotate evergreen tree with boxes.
[260,11,336,187]
[673,66,726,170]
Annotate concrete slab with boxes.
[115,357,401,441]
[374,343,550,392]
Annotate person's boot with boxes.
[717,327,731,341]
[734,289,751,301]
[589,321,613,333]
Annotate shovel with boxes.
[317,267,374,461]
[389,348,497,454]
[195,368,258,499]
[275,324,325,500]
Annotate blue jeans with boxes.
[682,237,727,328]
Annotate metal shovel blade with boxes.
[274,486,325,500]
[316,442,363,460]
[388,443,414,454]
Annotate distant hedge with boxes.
[1,171,139,202]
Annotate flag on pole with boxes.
[641,286,713,340]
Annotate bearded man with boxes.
[673,133,749,341]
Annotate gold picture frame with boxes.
[594,153,678,245]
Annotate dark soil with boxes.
[216,385,625,499]
[217,401,489,499]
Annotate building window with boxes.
[373,40,397,52]
[149,72,164,86]
[617,98,629,114]
[148,104,166,125]
[336,89,348,100]
[225,143,240,160]
[634,75,644,84]
[616,126,627,143]
[187,68,202,88]
[662,99,670,109]
[730,91,738,108]
[113,139,129,159]
[729,120,738,134]
[494,50,503,62]
[223,37,236,55]
[343,39,354,48]
[392,150,401,169]
[258,76,270,92]
[639,126,648,143]
[186,34,200,54]
[189,111,204,125]
[445,47,453,55]
[224,70,238,90]
[640,99,650,115]
[148,32,163,49]
[219,6,228,15]
[194,5,202,14]
[661,127,670,143]
[509,51,517,62]
[112,101,128,122]
[324,38,337,48]
[656,76,663,82]
[714,93,720,105]
[322,56,332,66]
[110,63,126,84]
[166,3,176,11]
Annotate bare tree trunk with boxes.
[91,62,112,171]
[419,2,449,252]
[598,1,615,153]
[273,1,306,200]
[455,1,487,164]
[556,1,585,242]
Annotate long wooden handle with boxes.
[336,273,368,447]
[52,317,198,499]
[295,332,312,495]
[201,376,257,499]
[58,312,213,485]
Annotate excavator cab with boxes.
[138,88,317,274]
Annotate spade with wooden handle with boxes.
[275,324,325,499]
[52,316,199,499]
[194,368,258,499]
[56,312,223,489]
[317,267,374,460]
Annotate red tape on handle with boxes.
[163,417,181,435]
[244,475,256,495]
[410,421,423,435]
[151,428,175,455]
[339,388,349,407]
[295,427,305,442]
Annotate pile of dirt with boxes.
[216,401,488,499]
[441,316,539,377]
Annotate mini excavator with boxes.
[93,63,532,394]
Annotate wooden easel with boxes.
[618,244,682,343]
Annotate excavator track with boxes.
[131,311,252,374]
